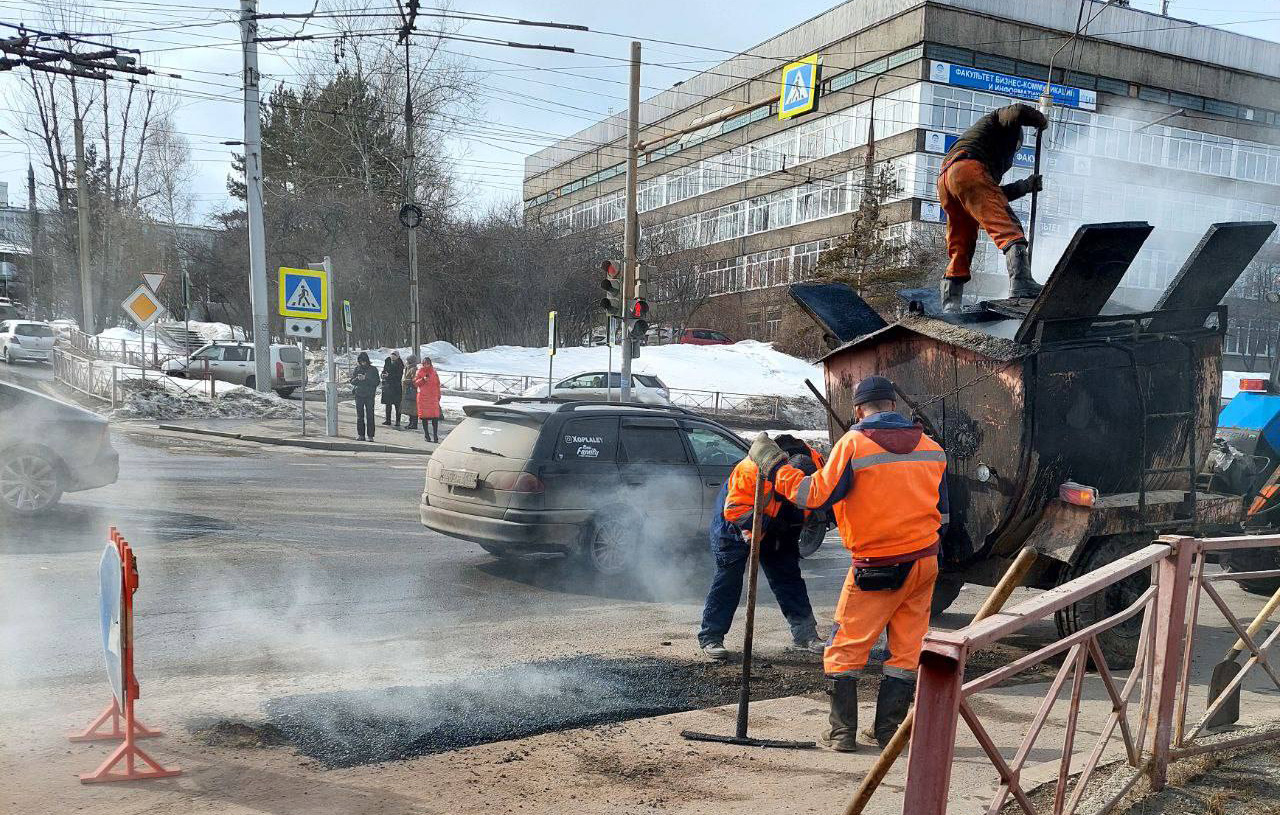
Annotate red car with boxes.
[677,328,733,345]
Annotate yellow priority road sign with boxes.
[121,283,163,329]
[278,266,328,320]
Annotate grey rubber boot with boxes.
[940,277,965,313]
[1005,241,1043,299]
[821,679,859,753]
[872,674,916,748]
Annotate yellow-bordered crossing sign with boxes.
[278,266,328,320]
[778,54,821,120]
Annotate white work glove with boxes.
[748,433,787,477]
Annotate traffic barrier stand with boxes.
[72,528,181,783]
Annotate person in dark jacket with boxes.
[349,351,380,441]
[697,434,826,663]
[381,351,405,427]
[937,102,1049,312]
[401,354,419,431]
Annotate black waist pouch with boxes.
[853,561,915,592]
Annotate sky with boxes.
[0,0,1277,223]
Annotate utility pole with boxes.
[72,112,94,333]
[26,162,39,313]
[620,40,640,403]
[404,37,422,357]
[241,0,272,392]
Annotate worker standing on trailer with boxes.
[698,435,828,662]
[748,376,948,752]
[937,102,1048,313]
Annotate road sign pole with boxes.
[607,317,614,403]
[299,339,306,437]
[620,40,640,403]
[547,310,557,395]
[323,258,337,437]
[139,325,145,385]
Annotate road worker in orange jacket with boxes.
[748,375,948,751]
[698,435,828,662]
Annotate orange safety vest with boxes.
[724,446,825,530]
[774,422,946,560]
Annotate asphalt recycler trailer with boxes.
[793,220,1277,664]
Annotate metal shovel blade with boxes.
[1206,659,1243,729]
[680,729,816,750]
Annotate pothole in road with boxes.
[190,719,290,748]
[254,655,828,768]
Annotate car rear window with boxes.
[620,420,688,464]
[277,346,302,362]
[441,413,542,458]
[555,417,618,462]
[633,374,662,389]
[15,324,53,337]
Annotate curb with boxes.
[157,424,434,456]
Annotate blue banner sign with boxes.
[929,60,1096,111]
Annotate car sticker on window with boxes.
[576,444,600,458]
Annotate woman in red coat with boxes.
[414,357,443,442]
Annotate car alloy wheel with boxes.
[586,516,634,576]
[0,450,61,513]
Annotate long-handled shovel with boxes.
[1206,582,1280,729]
[682,473,816,750]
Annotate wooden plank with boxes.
[1014,222,1154,345]
[1148,221,1277,333]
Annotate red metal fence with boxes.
[903,534,1280,815]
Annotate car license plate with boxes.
[440,468,478,489]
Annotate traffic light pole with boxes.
[620,40,640,403]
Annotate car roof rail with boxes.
[491,396,702,417]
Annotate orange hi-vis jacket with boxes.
[773,413,948,561]
[723,446,825,533]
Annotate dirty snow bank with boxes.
[112,385,301,420]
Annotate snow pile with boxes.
[112,384,301,420]
[93,325,183,356]
[184,321,246,342]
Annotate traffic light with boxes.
[599,259,623,317]
[631,265,653,337]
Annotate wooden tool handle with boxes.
[1227,584,1280,657]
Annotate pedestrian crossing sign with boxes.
[778,54,820,120]
[278,266,328,320]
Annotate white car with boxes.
[523,371,671,405]
[161,341,305,397]
[0,320,55,364]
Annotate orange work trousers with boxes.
[937,158,1025,281]
[824,555,938,679]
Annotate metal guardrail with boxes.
[903,534,1280,815]
[433,368,788,420]
[53,348,215,408]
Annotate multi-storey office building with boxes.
[523,0,1280,349]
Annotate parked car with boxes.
[420,400,748,574]
[160,341,304,397]
[523,371,671,405]
[677,328,733,345]
[0,380,119,514]
[0,320,55,364]
[0,300,22,324]
[49,319,79,340]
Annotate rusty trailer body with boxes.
[799,221,1277,641]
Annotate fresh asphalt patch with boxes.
[251,655,828,768]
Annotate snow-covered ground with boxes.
[336,340,823,397]
[112,384,301,420]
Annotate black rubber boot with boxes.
[940,277,965,313]
[820,679,859,753]
[1005,240,1043,299]
[873,674,916,748]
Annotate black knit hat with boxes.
[853,375,896,406]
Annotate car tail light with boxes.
[1239,378,1268,392]
[486,470,544,493]
[1059,481,1098,507]
[9,335,19,345]
[276,361,284,380]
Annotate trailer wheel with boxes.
[931,574,965,617]
[1224,546,1280,597]
[1054,534,1147,669]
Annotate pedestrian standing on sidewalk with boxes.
[381,350,405,428]
[698,434,827,662]
[749,375,949,752]
[402,354,419,431]
[349,351,380,442]
[414,357,443,443]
